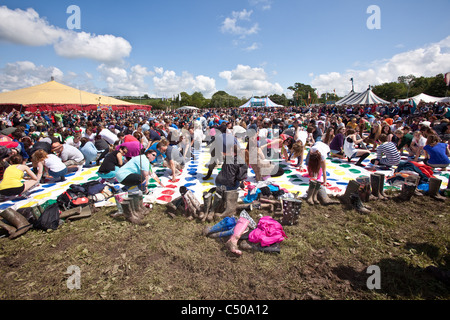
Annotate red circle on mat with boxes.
[169,179,180,183]
[162,190,175,196]
[166,184,178,189]
[157,195,173,202]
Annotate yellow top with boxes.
[0,165,24,190]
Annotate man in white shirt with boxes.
[51,141,85,171]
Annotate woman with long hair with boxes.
[322,127,335,146]
[381,124,393,143]
[32,149,67,182]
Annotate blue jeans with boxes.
[216,181,240,191]
[49,167,67,179]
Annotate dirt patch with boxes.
[0,195,449,300]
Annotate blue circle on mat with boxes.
[185,183,196,188]
[185,177,197,182]
[66,173,76,177]
[0,203,13,210]
[337,182,348,186]
[42,183,57,188]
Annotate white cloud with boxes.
[219,64,284,98]
[0,6,131,63]
[249,0,272,10]
[221,9,259,38]
[97,64,154,96]
[152,69,217,98]
[0,61,64,92]
[311,36,450,96]
[244,42,260,51]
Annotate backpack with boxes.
[57,189,90,210]
[33,203,61,231]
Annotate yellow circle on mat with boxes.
[20,201,38,208]
[70,177,85,181]
[327,165,337,169]
[202,183,215,187]
[34,193,53,200]
[333,170,346,176]
[342,177,353,181]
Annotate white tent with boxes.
[178,106,199,110]
[397,93,446,104]
[239,97,284,108]
[335,88,389,105]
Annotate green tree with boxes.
[288,83,318,105]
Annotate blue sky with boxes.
[1,0,450,99]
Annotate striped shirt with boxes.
[377,142,400,166]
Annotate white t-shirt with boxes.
[44,154,66,172]
[310,141,330,160]
[412,136,426,148]
[99,129,119,145]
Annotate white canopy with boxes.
[239,97,284,108]
[178,106,199,110]
[397,93,447,104]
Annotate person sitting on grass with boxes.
[423,134,450,171]
[370,134,401,168]
[0,155,41,197]
[343,129,370,167]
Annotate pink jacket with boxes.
[248,216,287,247]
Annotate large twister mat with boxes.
[144,143,449,206]
[1,144,448,210]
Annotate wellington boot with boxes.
[206,190,223,222]
[225,217,250,256]
[67,205,92,221]
[312,180,321,204]
[0,208,32,239]
[280,198,302,226]
[397,182,416,202]
[428,178,446,202]
[350,193,371,214]
[251,163,263,182]
[374,173,390,200]
[356,176,371,202]
[214,190,239,221]
[199,191,213,221]
[305,180,319,205]
[370,174,383,200]
[338,180,361,206]
[60,206,82,219]
[317,187,340,205]
[0,220,17,236]
[121,201,144,225]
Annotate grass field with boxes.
[0,192,449,301]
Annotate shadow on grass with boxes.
[332,254,449,299]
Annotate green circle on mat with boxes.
[279,164,287,168]
[149,178,156,183]
[301,183,309,186]
[349,169,361,174]
[88,176,99,181]
[340,164,351,168]
[331,160,341,164]
[284,170,292,174]
[148,184,157,189]
[287,175,298,179]
[292,179,302,183]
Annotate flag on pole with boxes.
[445,72,450,86]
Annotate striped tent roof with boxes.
[336,88,389,106]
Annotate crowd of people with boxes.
[0,100,449,201]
